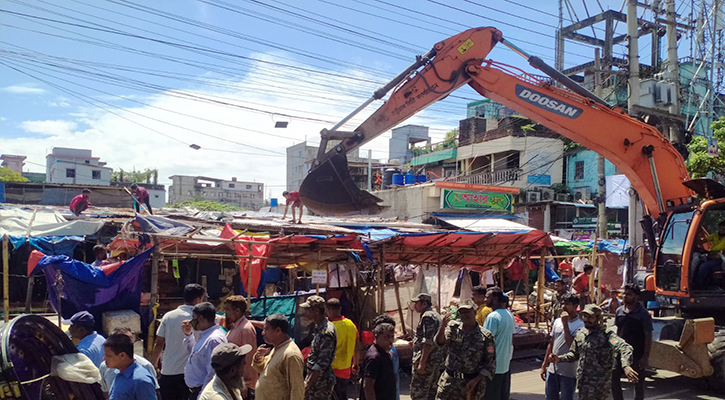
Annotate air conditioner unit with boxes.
[526,191,541,203]
[555,193,569,202]
[573,188,591,202]
[540,188,555,201]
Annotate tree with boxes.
[686,116,725,179]
[0,167,28,182]
[111,168,158,184]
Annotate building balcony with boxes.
[456,168,522,186]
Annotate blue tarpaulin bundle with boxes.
[31,247,154,328]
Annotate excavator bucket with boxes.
[299,153,385,216]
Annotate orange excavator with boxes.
[300,27,724,386]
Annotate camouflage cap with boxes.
[300,295,326,309]
[457,299,476,310]
[580,304,603,317]
[411,293,432,303]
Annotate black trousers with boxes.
[612,359,645,400]
[333,376,349,400]
[484,371,511,400]
[134,198,153,214]
[159,374,188,400]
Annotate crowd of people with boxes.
[66,272,652,400]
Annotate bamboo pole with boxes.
[437,259,442,312]
[3,235,9,322]
[536,248,548,328]
[525,250,531,329]
[392,271,407,335]
[247,243,254,302]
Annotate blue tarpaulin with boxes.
[32,247,154,330]
[9,235,84,256]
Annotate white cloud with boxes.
[2,55,458,201]
[20,120,78,136]
[49,97,71,108]
[1,84,46,94]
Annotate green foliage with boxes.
[0,167,28,182]
[111,168,158,183]
[561,137,582,153]
[686,117,725,179]
[550,183,570,194]
[411,128,458,157]
[521,123,536,132]
[168,199,245,212]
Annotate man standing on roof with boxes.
[130,183,153,215]
[69,188,92,216]
[410,293,444,400]
[282,191,303,224]
[301,295,337,400]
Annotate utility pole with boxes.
[627,0,644,262]
[665,0,682,144]
[367,149,372,191]
[595,49,608,239]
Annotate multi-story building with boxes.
[286,142,379,192]
[168,175,264,210]
[388,124,430,164]
[45,147,112,186]
[1,154,26,174]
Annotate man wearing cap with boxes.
[434,299,496,400]
[549,304,638,400]
[199,343,253,400]
[611,284,652,400]
[483,287,514,400]
[300,295,337,400]
[409,293,444,400]
[68,310,106,368]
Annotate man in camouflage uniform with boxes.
[410,293,444,400]
[434,299,496,400]
[550,279,567,324]
[300,295,337,400]
[549,304,638,400]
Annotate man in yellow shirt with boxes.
[696,221,725,289]
[473,285,493,326]
[326,298,359,400]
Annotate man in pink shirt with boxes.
[130,183,153,214]
[69,189,92,216]
[224,295,259,396]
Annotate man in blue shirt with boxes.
[68,311,106,368]
[182,302,228,400]
[103,332,157,399]
[483,287,514,400]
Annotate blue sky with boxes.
[0,0,693,199]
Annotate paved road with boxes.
[394,357,722,400]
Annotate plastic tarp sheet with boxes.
[9,235,84,256]
[32,247,154,326]
[0,207,104,237]
[134,215,195,235]
[250,294,298,326]
[220,224,272,298]
[438,217,535,232]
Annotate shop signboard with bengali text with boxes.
[440,189,513,212]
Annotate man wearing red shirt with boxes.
[282,190,303,224]
[506,257,525,294]
[130,184,153,214]
[572,265,594,305]
[558,258,573,283]
[69,189,92,216]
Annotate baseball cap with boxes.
[458,299,476,310]
[411,293,431,303]
[581,304,603,317]
[211,343,253,370]
[300,295,326,309]
[68,311,95,328]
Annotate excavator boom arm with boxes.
[301,27,692,216]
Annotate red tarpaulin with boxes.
[220,224,272,298]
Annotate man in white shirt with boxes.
[540,294,584,400]
[571,254,587,275]
[150,283,207,400]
